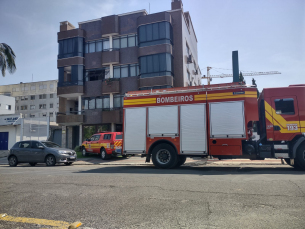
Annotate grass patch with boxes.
[76,151,85,158]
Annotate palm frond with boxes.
[0,43,17,77]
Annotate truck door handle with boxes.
[222,144,228,146]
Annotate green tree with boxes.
[239,72,245,83]
[0,43,16,77]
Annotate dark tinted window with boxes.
[41,142,60,148]
[32,141,44,149]
[95,135,101,141]
[104,134,111,140]
[58,37,84,59]
[139,53,173,78]
[18,141,31,148]
[115,134,122,140]
[275,98,295,115]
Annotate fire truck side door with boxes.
[271,96,300,141]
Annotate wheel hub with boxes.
[156,149,171,164]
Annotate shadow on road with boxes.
[76,165,305,175]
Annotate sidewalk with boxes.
[0,154,286,166]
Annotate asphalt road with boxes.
[0,163,305,229]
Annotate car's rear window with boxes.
[115,134,122,140]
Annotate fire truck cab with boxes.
[122,83,305,169]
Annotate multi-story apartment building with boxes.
[0,95,15,115]
[57,0,201,149]
[0,80,59,122]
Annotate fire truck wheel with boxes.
[175,155,187,168]
[152,143,178,169]
[82,148,87,157]
[295,144,305,170]
[101,149,110,160]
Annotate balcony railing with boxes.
[58,80,83,87]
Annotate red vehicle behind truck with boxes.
[81,132,123,160]
[122,83,305,169]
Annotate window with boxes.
[30,95,35,100]
[15,96,19,101]
[114,95,124,108]
[31,86,36,91]
[112,34,137,49]
[30,114,35,118]
[42,113,47,117]
[50,84,54,89]
[94,135,101,141]
[30,105,35,110]
[39,85,47,90]
[50,103,53,108]
[138,21,172,47]
[18,141,31,149]
[84,39,110,53]
[16,106,19,110]
[186,43,190,55]
[12,88,16,92]
[21,105,27,110]
[39,94,47,99]
[115,134,122,139]
[113,64,139,78]
[83,95,110,110]
[58,37,84,59]
[58,65,84,87]
[139,53,173,78]
[50,94,54,98]
[49,112,53,117]
[32,141,44,149]
[21,96,28,101]
[85,67,110,81]
[103,134,111,140]
[275,98,295,115]
[6,105,11,110]
[39,104,46,109]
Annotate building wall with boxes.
[0,125,18,150]
[0,80,59,122]
[0,95,15,114]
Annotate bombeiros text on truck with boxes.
[122,83,305,169]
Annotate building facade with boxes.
[57,0,201,149]
[0,80,59,122]
[0,95,15,115]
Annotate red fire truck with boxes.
[122,83,305,169]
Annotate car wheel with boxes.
[45,155,56,166]
[64,162,72,166]
[101,149,109,160]
[82,148,87,157]
[29,162,37,166]
[152,143,178,169]
[175,155,187,168]
[8,156,18,167]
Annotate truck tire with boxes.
[152,143,178,169]
[101,148,110,160]
[175,155,187,168]
[295,144,305,170]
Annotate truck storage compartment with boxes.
[209,101,246,138]
[180,103,207,154]
[210,145,241,155]
[148,106,178,137]
[124,107,146,153]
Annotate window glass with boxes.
[130,65,136,77]
[104,134,111,140]
[147,56,153,73]
[31,95,35,100]
[139,53,172,78]
[120,36,127,48]
[121,66,128,78]
[96,41,103,52]
[113,38,120,49]
[153,55,159,72]
[114,67,120,78]
[275,98,295,115]
[103,96,110,109]
[115,134,122,140]
[84,100,88,109]
[114,95,122,108]
[30,105,35,110]
[89,42,95,53]
[159,54,166,71]
[18,141,31,149]
[94,135,101,141]
[31,86,35,90]
[89,98,95,109]
[140,57,147,73]
[103,40,110,50]
[128,36,135,47]
[146,24,153,41]
[159,22,166,39]
[139,26,146,42]
[96,98,103,109]
[32,141,43,149]
[85,43,89,53]
[153,23,159,40]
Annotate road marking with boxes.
[0,213,82,228]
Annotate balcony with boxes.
[102,49,119,65]
[57,81,84,98]
[83,108,122,125]
[139,75,173,88]
[57,112,84,125]
[102,109,122,123]
[102,79,120,94]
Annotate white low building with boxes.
[0,114,22,151]
[0,95,15,115]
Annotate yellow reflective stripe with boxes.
[207,91,257,98]
[124,98,156,105]
[207,95,257,100]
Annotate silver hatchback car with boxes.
[8,141,77,166]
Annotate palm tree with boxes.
[0,43,16,77]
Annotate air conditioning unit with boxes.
[187,54,193,63]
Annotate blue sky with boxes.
[0,0,304,91]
